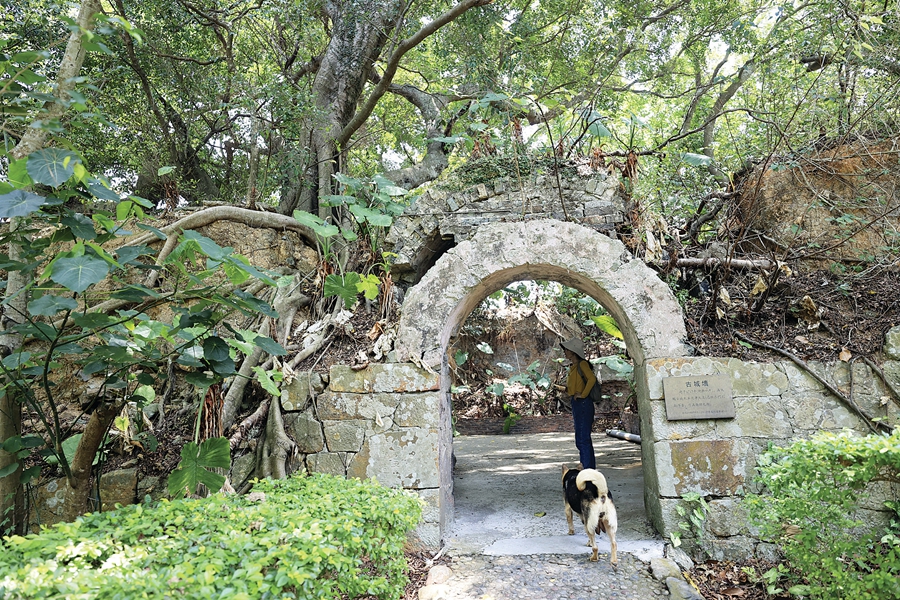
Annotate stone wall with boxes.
[642,352,900,561]
[386,171,626,283]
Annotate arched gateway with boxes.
[394,219,692,542]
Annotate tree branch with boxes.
[337,0,492,147]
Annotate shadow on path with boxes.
[446,432,664,561]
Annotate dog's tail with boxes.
[576,468,609,496]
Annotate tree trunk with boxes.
[1,0,102,534]
[58,401,121,522]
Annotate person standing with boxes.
[560,337,597,470]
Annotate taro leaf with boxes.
[167,437,230,498]
[332,172,363,191]
[253,334,286,356]
[136,223,167,240]
[111,284,159,302]
[581,109,611,138]
[157,166,175,176]
[0,189,46,218]
[0,462,18,479]
[115,245,153,265]
[497,362,515,372]
[590,315,624,340]
[321,194,356,207]
[681,152,713,167]
[51,254,109,293]
[182,231,231,261]
[292,210,340,238]
[324,272,361,308]
[87,179,120,202]
[1,351,31,370]
[184,370,218,387]
[61,213,97,240]
[72,312,116,329]
[349,204,392,227]
[27,294,78,316]
[454,350,468,367]
[428,135,465,144]
[27,148,80,187]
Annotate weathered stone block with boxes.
[667,577,705,600]
[306,452,348,476]
[706,498,749,536]
[230,452,256,488]
[645,400,716,441]
[703,536,756,561]
[886,326,900,359]
[329,363,439,393]
[323,419,367,452]
[666,439,747,496]
[650,557,682,581]
[285,410,325,453]
[347,428,439,488]
[395,392,440,428]
[282,372,325,411]
[137,475,165,502]
[715,396,792,438]
[782,392,859,431]
[316,391,400,421]
[100,468,138,511]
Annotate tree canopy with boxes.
[4,0,899,220]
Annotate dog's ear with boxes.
[577,462,584,470]
[561,463,568,475]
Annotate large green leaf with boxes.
[26,148,80,187]
[167,437,230,498]
[292,210,339,238]
[50,254,110,293]
[27,294,78,317]
[681,152,713,167]
[324,272,361,308]
[8,158,32,188]
[61,213,97,240]
[590,315,624,340]
[0,189,46,218]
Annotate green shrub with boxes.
[746,430,900,599]
[0,473,423,600]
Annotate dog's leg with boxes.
[605,500,619,566]
[584,504,599,562]
[565,503,575,536]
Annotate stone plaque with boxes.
[663,375,734,420]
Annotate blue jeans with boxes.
[572,396,596,469]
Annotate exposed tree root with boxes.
[229,396,270,451]
[223,320,271,430]
[239,396,298,493]
[122,206,317,250]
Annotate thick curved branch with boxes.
[337,0,492,147]
[121,205,317,249]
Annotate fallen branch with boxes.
[676,257,776,270]
[734,332,890,434]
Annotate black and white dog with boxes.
[562,464,618,565]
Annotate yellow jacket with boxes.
[566,359,597,399]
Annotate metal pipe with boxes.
[606,429,641,444]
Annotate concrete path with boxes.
[446,432,665,561]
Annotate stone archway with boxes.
[394,219,692,540]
